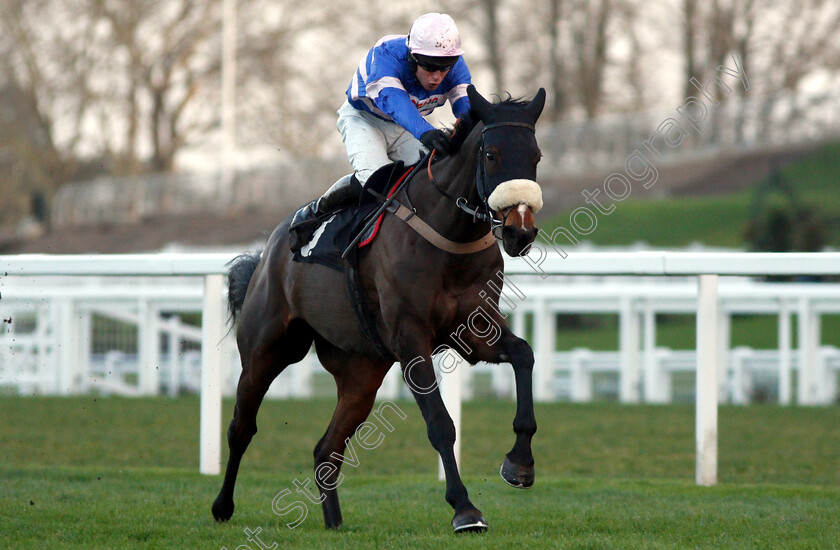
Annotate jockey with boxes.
[290,13,472,235]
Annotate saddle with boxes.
[291,161,411,272]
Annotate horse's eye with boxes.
[485,151,497,165]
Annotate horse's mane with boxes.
[447,92,530,153]
[489,92,531,108]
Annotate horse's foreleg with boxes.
[402,349,487,533]
[499,333,537,489]
[464,324,538,489]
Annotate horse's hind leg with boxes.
[310,339,392,529]
[212,319,313,522]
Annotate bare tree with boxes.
[480,0,506,93]
[572,0,611,118]
[761,0,840,92]
[0,0,95,226]
[547,0,569,121]
[87,0,222,173]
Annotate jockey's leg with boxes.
[388,126,426,166]
[318,173,362,211]
[336,100,392,185]
[289,173,361,233]
[289,100,385,250]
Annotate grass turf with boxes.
[2,396,839,548]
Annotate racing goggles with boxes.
[413,54,459,73]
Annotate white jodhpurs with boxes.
[336,100,427,185]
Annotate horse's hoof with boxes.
[212,497,234,523]
[500,456,534,489]
[452,509,488,533]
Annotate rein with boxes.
[376,148,496,255]
[427,149,493,224]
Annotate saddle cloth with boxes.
[292,162,412,272]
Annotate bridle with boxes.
[348,118,537,257]
[427,120,536,238]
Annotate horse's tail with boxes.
[226,251,262,324]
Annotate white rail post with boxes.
[619,297,641,403]
[438,354,462,481]
[717,311,730,402]
[56,298,79,395]
[569,349,593,402]
[200,274,225,475]
[167,316,181,398]
[138,299,160,395]
[533,299,555,402]
[730,347,747,405]
[36,304,51,393]
[797,298,820,405]
[778,301,792,405]
[502,309,526,397]
[78,308,93,393]
[696,274,719,486]
[642,303,657,402]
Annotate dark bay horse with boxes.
[212,85,546,533]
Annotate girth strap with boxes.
[391,204,496,254]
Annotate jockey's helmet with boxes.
[407,13,464,61]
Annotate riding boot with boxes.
[289,173,362,252]
[318,173,363,213]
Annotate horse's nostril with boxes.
[500,225,539,257]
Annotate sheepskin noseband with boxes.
[487,179,543,213]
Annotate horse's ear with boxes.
[467,85,493,121]
[525,88,546,122]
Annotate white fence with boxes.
[5,271,840,405]
[2,251,840,484]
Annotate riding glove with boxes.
[420,129,454,156]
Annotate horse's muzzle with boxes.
[501,224,538,257]
[495,203,539,257]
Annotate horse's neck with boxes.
[405,131,488,241]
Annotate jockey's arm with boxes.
[374,87,435,140]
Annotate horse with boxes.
[212,84,547,533]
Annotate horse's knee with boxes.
[227,416,257,448]
[507,338,534,370]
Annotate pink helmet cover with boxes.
[407,13,464,57]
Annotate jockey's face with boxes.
[415,65,451,91]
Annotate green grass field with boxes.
[2,396,839,549]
